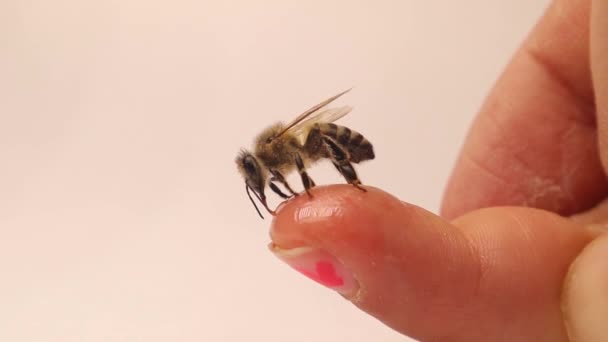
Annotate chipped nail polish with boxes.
[270,245,359,296]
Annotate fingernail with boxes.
[269,244,359,296]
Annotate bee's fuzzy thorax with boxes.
[253,123,302,173]
[253,122,284,145]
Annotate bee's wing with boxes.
[290,105,353,142]
[298,105,353,126]
[275,88,351,138]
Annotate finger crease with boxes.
[524,45,596,127]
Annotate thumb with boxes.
[563,3,608,339]
[563,2,608,339]
[269,185,593,341]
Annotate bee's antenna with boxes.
[246,184,264,219]
[275,88,352,138]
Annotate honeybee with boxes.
[236,89,375,219]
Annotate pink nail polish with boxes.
[270,245,359,296]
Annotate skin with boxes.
[269,0,608,341]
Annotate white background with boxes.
[1,1,548,341]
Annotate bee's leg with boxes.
[269,182,290,199]
[322,137,366,192]
[270,170,298,197]
[294,153,316,197]
[246,184,276,218]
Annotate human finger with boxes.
[269,185,594,341]
[442,0,607,220]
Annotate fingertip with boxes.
[269,184,405,248]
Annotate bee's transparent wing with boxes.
[275,89,351,138]
[290,105,353,142]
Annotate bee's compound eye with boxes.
[243,156,257,173]
[266,137,273,144]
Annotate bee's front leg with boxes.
[269,182,290,199]
[270,170,298,197]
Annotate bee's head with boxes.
[236,150,267,192]
[236,150,268,218]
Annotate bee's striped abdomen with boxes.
[318,123,374,163]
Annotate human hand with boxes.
[268,0,608,341]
